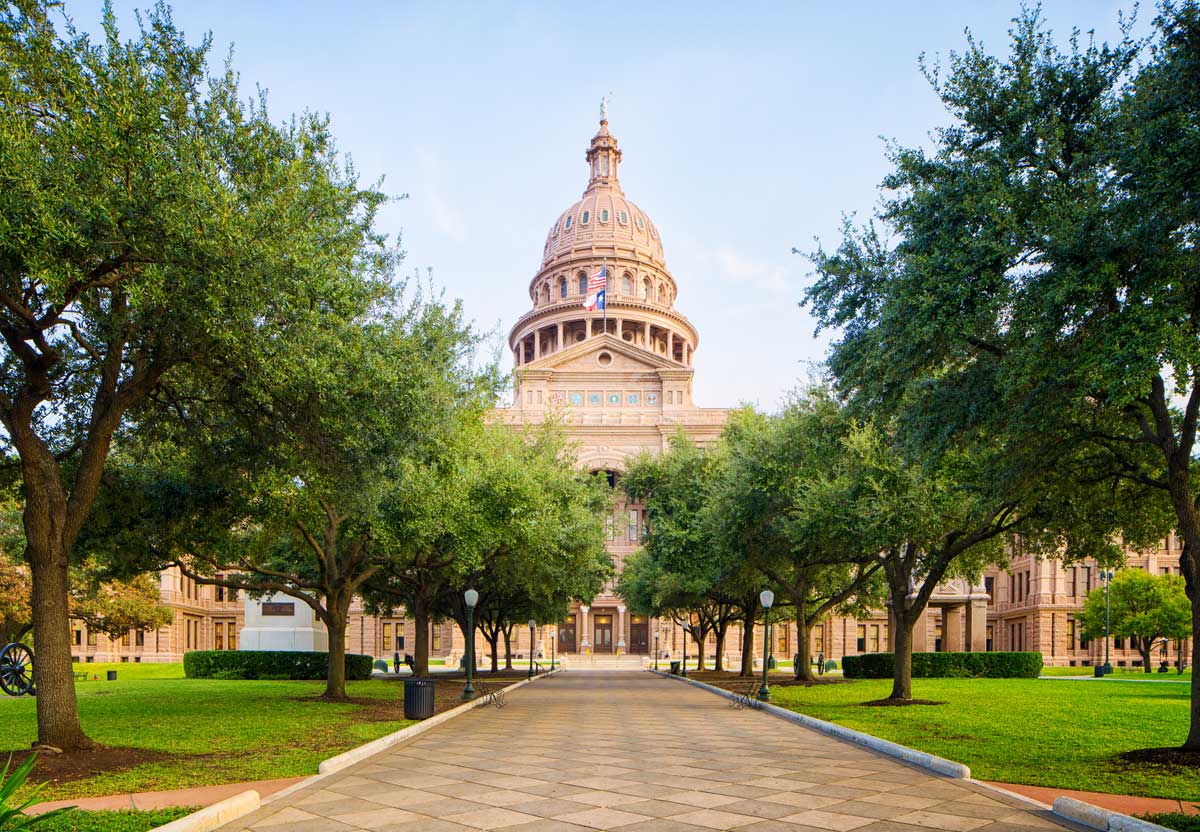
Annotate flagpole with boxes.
[602,257,608,333]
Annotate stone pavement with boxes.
[219,672,1078,832]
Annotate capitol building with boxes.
[69,113,1189,672]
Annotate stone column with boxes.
[579,605,590,653]
[910,608,932,652]
[667,330,675,361]
[966,599,988,652]
[587,318,593,338]
[617,606,626,654]
[943,606,964,652]
[533,329,541,360]
[616,317,624,341]
[557,321,564,352]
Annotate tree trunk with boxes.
[503,626,513,670]
[740,610,756,676]
[794,611,816,683]
[1188,548,1200,746]
[890,613,915,701]
[412,597,430,676]
[486,632,499,673]
[323,604,350,701]
[1136,638,1152,674]
[692,630,707,671]
[28,535,95,750]
[713,622,727,672]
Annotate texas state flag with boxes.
[585,266,607,311]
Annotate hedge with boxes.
[183,650,374,680]
[841,651,1042,679]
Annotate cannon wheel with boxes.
[0,642,36,697]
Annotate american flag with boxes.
[584,265,607,311]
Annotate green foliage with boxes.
[1138,815,1200,832]
[1078,570,1191,667]
[842,652,1043,679]
[373,659,388,672]
[20,808,195,832]
[182,651,373,681]
[0,753,73,829]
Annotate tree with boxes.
[710,397,884,683]
[620,433,757,673]
[1079,569,1192,673]
[802,6,1175,705]
[0,3,393,749]
[89,290,491,701]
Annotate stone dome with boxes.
[539,120,665,269]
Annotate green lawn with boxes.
[758,677,1194,800]
[27,808,196,832]
[1041,665,1192,680]
[1,663,414,801]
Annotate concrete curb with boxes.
[1053,797,1176,832]
[649,670,970,778]
[151,790,259,832]
[317,669,559,775]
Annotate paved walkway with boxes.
[220,672,1077,832]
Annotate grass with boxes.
[714,675,1194,800]
[26,807,196,831]
[1,662,415,801]
[1041,665,1192,680]
[1140,814,1200,832]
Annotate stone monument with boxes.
[239,592,328,651]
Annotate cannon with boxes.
[0,642,35,696]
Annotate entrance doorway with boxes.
[593,614,613,653]
[559,614,577,653]
[630,615,649,654]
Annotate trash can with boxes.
[404,677,435,720]
[669,661,681,675]
[106,670,117,681]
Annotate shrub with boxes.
[842,651,1042,679]
[373,659,388,672]
[183,650,373,681]
[824,659,838,671]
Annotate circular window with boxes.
[597,351,613,367]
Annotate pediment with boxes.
[522,334,681,374]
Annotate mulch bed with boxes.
[8,746,175,785]
[861,698,946,707]
[1118,747,1200,768]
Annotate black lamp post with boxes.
[758,589,775,701]
[654,632,660,671]
[528,619,537,678]
[550,628,556,671]
[1101,569,1114,675]
[681,622,690,677]
[462,588,478,700]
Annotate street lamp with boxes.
[528,619,537,678]
[758,589,775,701]
[681,622,690,677]
[462,588,479,700]
[654,631,660,671]
[550,628,556,671]
[1101,570,1114,676]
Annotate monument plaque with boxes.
[261,602,295,617]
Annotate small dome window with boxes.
[601,209,609,223]
[619,211,628,225]
[581,210,590,225]
[622,274,634,295]
[577,272,588,294]
[565,215,572,230]
[635,216,645,231]
[559,278,567,299]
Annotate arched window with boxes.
[658,283,666,303]
[622,273,634,295]
[577,272,588,294]
[540,283,550,305]
[581,210,590,225]
[565,215,573,230]
[619,211,628,225]
[642,278,651,300]
[601,209,609,223]
[558,278,567,299]
[635,216,645,231]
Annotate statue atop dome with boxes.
[600,96,609,123]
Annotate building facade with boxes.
[69,113,1189,673]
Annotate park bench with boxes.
[729,680,762,711]
[475,677,506,708]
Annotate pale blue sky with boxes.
[75,1,1137,409]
